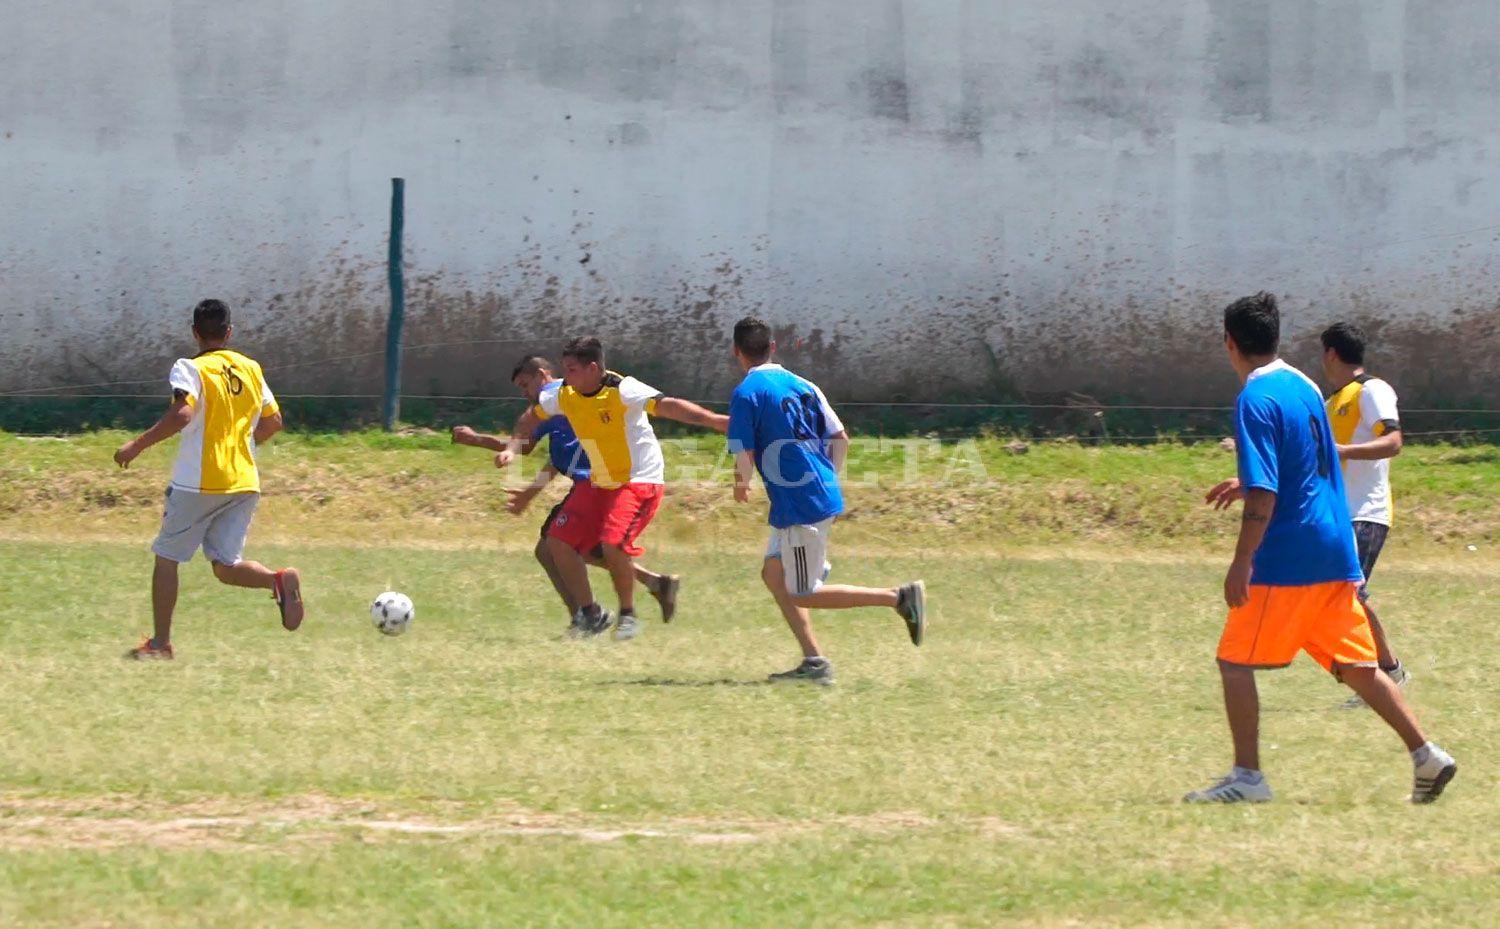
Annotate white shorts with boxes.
[765,518,835,595]
[151,488,259,565]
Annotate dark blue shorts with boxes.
[1353,521,1389,601]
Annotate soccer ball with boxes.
[371,591,414,636]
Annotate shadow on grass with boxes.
[603,677,776,688]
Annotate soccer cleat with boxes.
[1339,663,1411,710]
[614,612,641,641]
[1182,772,1273,804]
[125,637,174,661]
[896,580,926,646]
[768,657,835,686]
[1410,749,1457,804]
[271,568,305,631]
[652,575,681,623]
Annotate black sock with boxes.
[621,607,636,618]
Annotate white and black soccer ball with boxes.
[371,591,414,636]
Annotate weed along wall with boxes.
[5,1,1500,407]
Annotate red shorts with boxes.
[545,480,664,557]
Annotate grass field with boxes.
[2,432,1497,927]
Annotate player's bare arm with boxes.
[113,393,194,468]
[494,408,544,467]
[505,464,559,515]
[254,410,284,446]
[826,430,851,475]
[1336,428,1403,461]
[733,450,756,503]
[654,397,730,434]
[1224,488,1275,608]
[1205,477,1245,510]
[453,423,536,455]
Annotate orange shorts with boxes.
[1217,581,1377,675]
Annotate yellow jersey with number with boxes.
[533,372,663,488]
[167,349,279,494]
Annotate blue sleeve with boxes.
[727,390,758,455]
[531,420,549,442]
[1235,397,1280,493]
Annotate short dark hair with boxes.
[1320,322,1366,366]
[193,299,231,340]
[733,316,773,363]
[1223,292,1279,357]
[561,336,604,368]
[510,355,554,381]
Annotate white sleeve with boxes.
[811,383,844,437]
[618,376,663,413]
[1360,379,1400,431]
[168,359,201,404]
[534,381,563,419]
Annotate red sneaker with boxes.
[126,638,174,660]
[272,568,305,631]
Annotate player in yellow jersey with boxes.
[112,300,305,659]
[1321,322,1410,707]
[499,336,728,640]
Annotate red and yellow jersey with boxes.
[167,349,279,494]
[534,372,663,489]
[1326,374,1399,526]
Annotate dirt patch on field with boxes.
[0,794,1022,851]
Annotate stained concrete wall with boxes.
[3,0,1499,406]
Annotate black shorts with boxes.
[1353,521,1389,601]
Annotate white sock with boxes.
[1232,765,1264,784]
[1411,742,1448,767]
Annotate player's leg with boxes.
[1353,522,1403,675]
[1219,662,1261,771]
[780,520,924,644]
[149,555,179,651]
[547,536,597,623]
[203,493,303,630]
[544,481,611,636]
[761,553,832,685]
[132,488,207,658]
[596,484,665,641]
[535,538,579,617]
[583,546,677,622]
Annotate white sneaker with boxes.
[1410,747,1457,804]
[1339,663,1410,710]
[1183,772,1273,803]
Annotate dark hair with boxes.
[1223,292,1279,357]
[733,316,773,363]
[561,336,604,368]
[192,299,231,340]
[510,355,554,381]
[1320,322,1366,366]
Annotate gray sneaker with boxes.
[896,580,926,646]
[614,612,642,641]
[569,606,614,640]
[1339,662,1410,710]
[769,657,835,686]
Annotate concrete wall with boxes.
[4,0,1499,406]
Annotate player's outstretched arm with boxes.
[453,424,533,455]
[113,394,194,468]
[1204,477,1245,510]
[494,408,543,467]
[654,397,730,434]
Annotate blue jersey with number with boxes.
[728,364,845,529]
[1235,360,1362,586]
[532,415,590,481]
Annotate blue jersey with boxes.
[728,364,845,529]
[1234,360,1362,586]
[532,414,590,481]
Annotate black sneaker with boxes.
[652,575,681,623]
[569,605,614,639]
[768,657,835,686]
[896,580,926,646]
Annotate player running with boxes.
[112,299,305,659]
[498,337,727,641]
[451,355,680,625]
[725,317,925,685]
[1193,293,1455,804]
[1320,322,1410,708]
